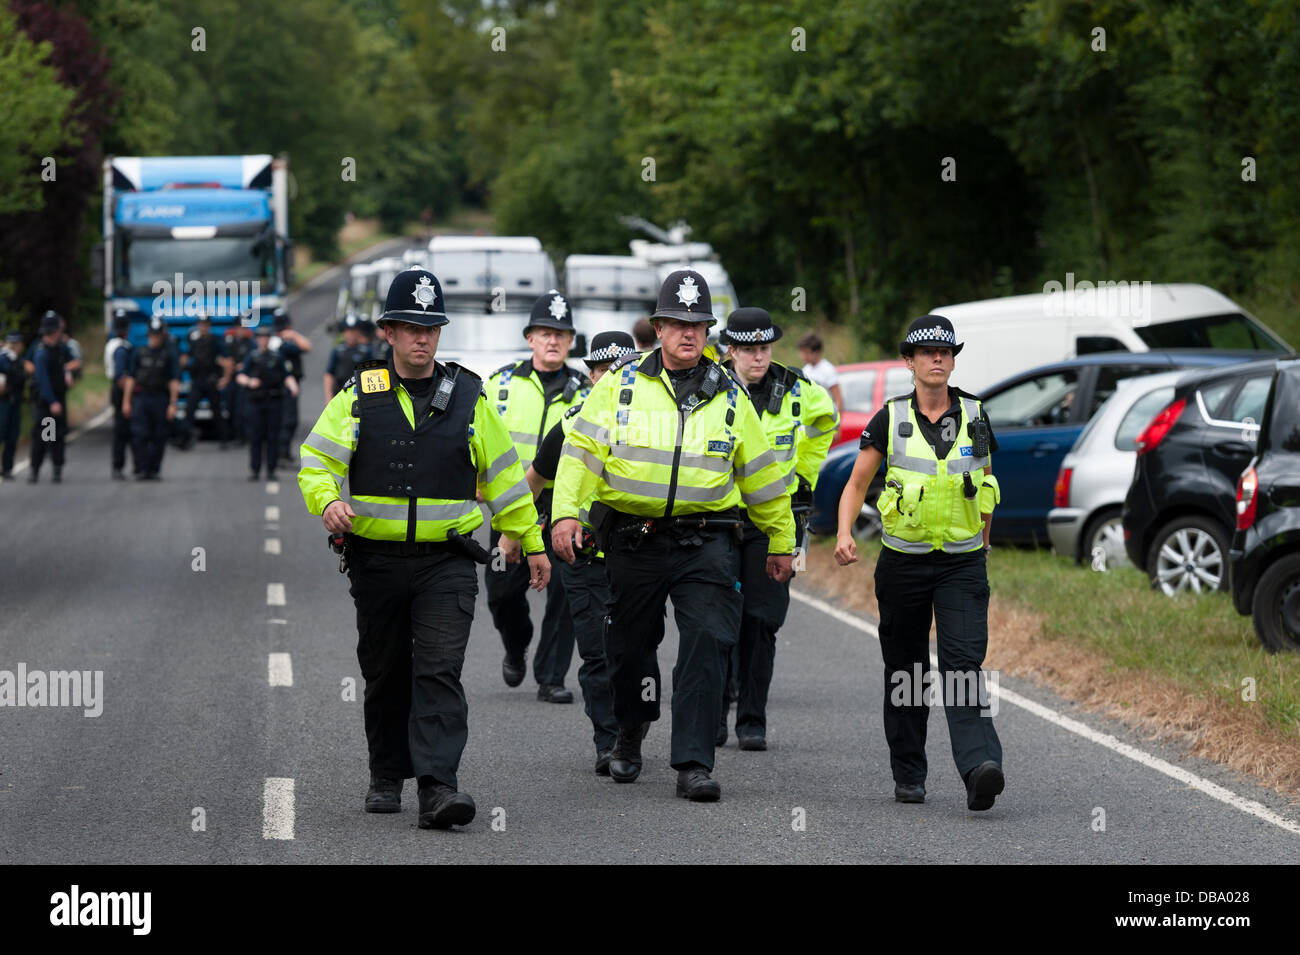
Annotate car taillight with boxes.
[1134,397,1186,456]
[1236,466,1258,531]
[1053,467,1073,508]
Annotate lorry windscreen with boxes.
[117,236,270,295]
[1135,312,1289,352]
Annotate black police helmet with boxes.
[899,315,963,357]
[582,330,638,370]
[524,290,575,337]
[148,316,166,335]
[39,311,62,335]
[112,308,130,334]
[650,269,715,325]
[379,267,448,327]
[720,307,781,346]
[342,313,361,331]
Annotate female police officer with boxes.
[833,315,1005,811]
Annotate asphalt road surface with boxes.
[3,245,1298,864]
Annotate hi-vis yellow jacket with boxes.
[553,350,797,554]
[877,394,1000,555]
[487,359,589,484]
[726,360,839,496]
[297,363,544,551]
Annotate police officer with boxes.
[123,316,180,481]
[273,313,311,463]
[552,270,796,802]
[0,329,27,480]
[834,315,1005,811]
[183,313,233,447]
[297,267,549,830]
[514,330,639,774]
[105,311,135,479]
[323,313,373,399]
[237,324,298,481]
[485,291,590,703]
[718,308,838,750]
[224,322,255,445]
[27,311,71,483]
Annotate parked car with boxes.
[1122,358,1279,595]
[1047,370,1189,569]
[1229,359,1300,650]
[807,439,884,537]
[835,360,912,447]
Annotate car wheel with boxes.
[1080,508,1128,572]
[1250,553,1300,652]
[1145,515,1229,597]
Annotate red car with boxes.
[831,360,912,446]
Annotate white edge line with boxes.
[262,777,294,840]
[789,587,1300,838]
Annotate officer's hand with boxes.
[527,552,550,591]
[833,535,858,565]
[766,554,793,583]
[50,401,63,416]
[248,377,261,389]
[323,499,356,533]
[499,534,522,565]
[166,403,176,422]
[287,379,300,398]
[551,518,581,564]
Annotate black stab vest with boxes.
[349,361,479,500]
[134,346,171,393]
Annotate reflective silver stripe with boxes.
[804,419,837,438]
[675,475,735,503]
[736,448,777,478]
[578,505,591,525]
[509,430,536,446]
[771,445,796,462]
[352,499,478,522]
[965,456,990,470]
[608,443,732,474]
[942,532,985,553]
[741,476,786,507]
[303,431,353,466]
[487,479,530,514]
[604,472,672,498]
[300,448,344,478]
[960,398,979,422]
[886,453,938,474]
[782,465,798,488]
[892,398,911,438]
[572,417,608,442]
[604,470,734,502]
[881,531,933,554]
[562,442,604,477]
[482,447,520,484]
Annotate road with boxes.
[3,243,1298,864]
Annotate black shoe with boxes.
[608,723,649,783]
[676,766,721,802]
[966,761,1005,812]
[537,684,574,704]
[737,733,767,752]
[135,472,149,481]
[364,776,402,813]
[52,470,61,483]
[267,471,277,481]
[0,471,11,481]
[417,783,476,829]
[111,470,125,480]
[502,654,526,688]
[894,782,926,804]
[27,471,38,483]
[594,751,613,776]
[248,472,260,481]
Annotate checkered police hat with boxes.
[719,307,782,346]
[900,315,963,357]
[582,330,638,369]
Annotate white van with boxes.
[932,283,1291,394]
[629,239,739,322]
[563,254,658,341]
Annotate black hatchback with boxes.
[1229,359,1300,651]
[1122,358,1279,595]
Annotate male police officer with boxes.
[105,311,135,478]
[224,322,255,445]
[273,313,311,463]
[0,329,27,480]
[834,315,1005,811]
[514,330,639,774]
[237,324,298,481]
[183,313,233,447]
[323,313,373,399]
[719,308,838,750]
[485,291,590,702]
[552,270,796,802]
[27,311,71,483]
[123,316,180,481]
[298,267,548,830]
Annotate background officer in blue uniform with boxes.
[273,313,311,464]
[323,312,373,399]
[182,312,232,447]
[238,324,298,481]
[0,329,27,480]
[105,311,135,478]
[27,311,72,483]
[835,315,1005,811]
[122,316,180,480]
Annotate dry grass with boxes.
[802,541,1300,797]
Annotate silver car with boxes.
[1047,370,1188,571]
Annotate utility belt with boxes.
[328,527,491,574]
[249,387,284,401]
[592,501,743,553]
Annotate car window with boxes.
[1089,365,1163,418]
[1265,370,1300,452]
[1196,380,1234,418]
[839,369,877,412]
[1135,312,1290,351]
[982,370,1079,428]
[1115,386,1175,451]
[1224,375,1272,425]
[1076,336,1128,355]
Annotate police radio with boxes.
[968,419,990,458]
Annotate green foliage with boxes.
[0,6,74,216]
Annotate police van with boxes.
[562,254,658,342]
[933,283,1292,395]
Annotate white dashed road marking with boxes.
[268,653,293,687]
[262,778,294,840]
[265,538,281,555]
[265,505,280,522]
[266,583,285,606]
[266,481,279,494]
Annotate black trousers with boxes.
[29,400,67,473]
[347,548,478,788]
[131,393,170,476]
[558,558,618,752]
[189,377,228,442]
[0,398,21,473]
[874,545,1002,786]
[110,384,133,473]
[280,391,299,459]
[224,381,245,442]
[247,395,282,475]
[485,526,574,686]
[605,530,742,771]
